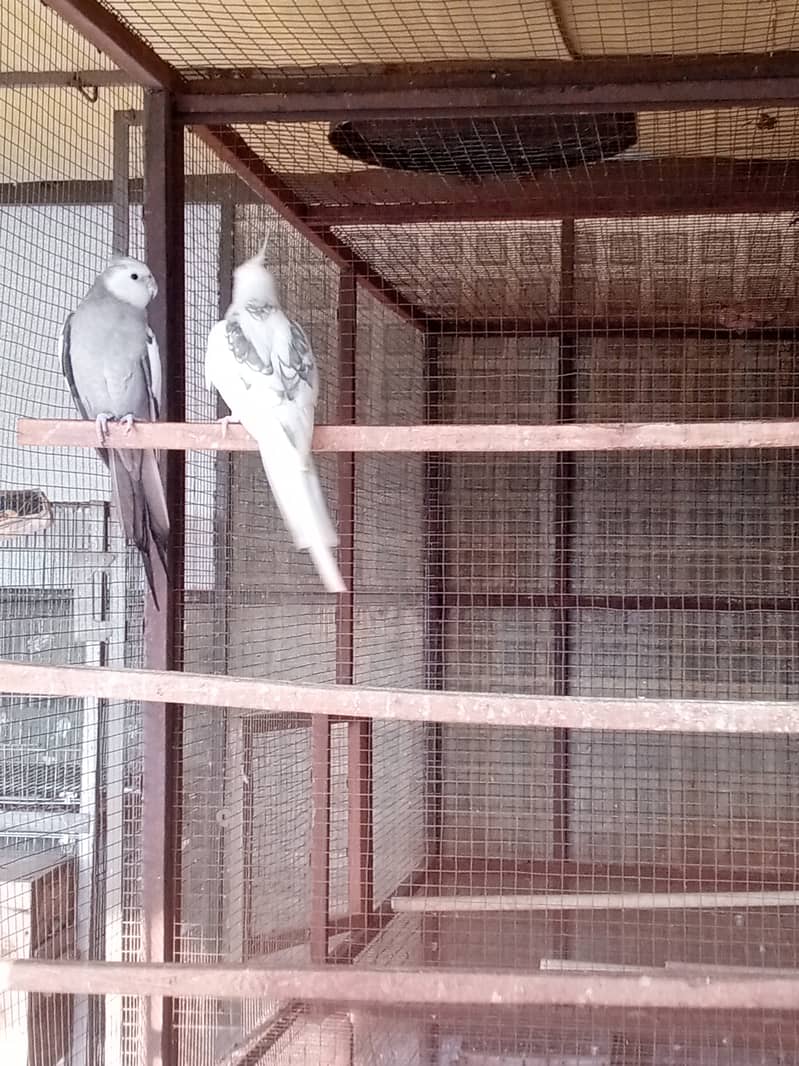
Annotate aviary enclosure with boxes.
[2,1,799,1064]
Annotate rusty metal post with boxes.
[310,716,332,963]
[553,219,576,961]
[335,269,374,929]
[422,329,445,1065]
[141,88,185,1066]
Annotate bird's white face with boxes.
[102,257,158,309]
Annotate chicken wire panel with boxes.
[168,1002,799,1066]
[430,1006,799,1065]
[86,0,799,73]
[0,78,153,1066]
[241,105,799,251]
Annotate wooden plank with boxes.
[390,890,799,913]
[3,660,799,734]
[19,418,799,454]
[4,960,799,1010]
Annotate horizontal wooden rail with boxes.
[1,661,799,733]
[391,890,799,913]
[1,959,797,1009]
[17,418,799,454]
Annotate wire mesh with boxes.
[88,0,799,73]
[5,0,799,1057]
[164,112,799,1065]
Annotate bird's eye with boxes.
[130,273,139,281]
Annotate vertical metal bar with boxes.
[336,267,357,682]
[107,110,132,1066]
[310,716,332,963]
[336,269,374,923]
[214,195,236,965]
[422,329,445,1065]
[553,219,577,961]
[111,110,133,257]
[141,89,186,1066]
[423,331,446,867]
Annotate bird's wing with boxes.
[60,312,110,467]
[143,327,162,420]
[60,314,90,421]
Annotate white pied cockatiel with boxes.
[61,257,169,608]
[204,239,346,593]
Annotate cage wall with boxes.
[0,5,154,1060]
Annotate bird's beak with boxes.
[258,236,269,263]
[147,276,158,301]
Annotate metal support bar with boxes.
[0,69,131,87]
[310,718,332,963]
[552,221,575,965]
[111,110,134,258]
[174,50,799,121]
[172,51,799,100]
[4,161,799,222]
[335,269,375,927]
[141,88,186,1066]
[430,317,799,340]
[423,330,446,899]
[42,0,178,88]
[552,220,574,861]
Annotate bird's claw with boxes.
[119,413,136,435]
[216,415,241,439]
[95,413,114,447]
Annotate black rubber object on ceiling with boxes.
[328,113,638,178]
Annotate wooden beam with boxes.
[19,418,799,454]
[175,52,799,122]
[299,160,799,226]
[190,126,428,329]
[3,660,799,733]
[4,959,799,1010]
[41,0,179,89]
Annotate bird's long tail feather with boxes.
[109,449,170,608]
[253,419,346,593]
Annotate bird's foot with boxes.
[95,413,115,447]
[216,415,241,439]
[119,413,136,435]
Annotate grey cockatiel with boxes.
[204,239,345,593]
[61,256,169,608]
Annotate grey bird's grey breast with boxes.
[66,289,153,419]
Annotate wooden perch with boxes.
[2,661,799,733]
[3,959,799,1010]
[17,418,799,454]
[391,890,799,913]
